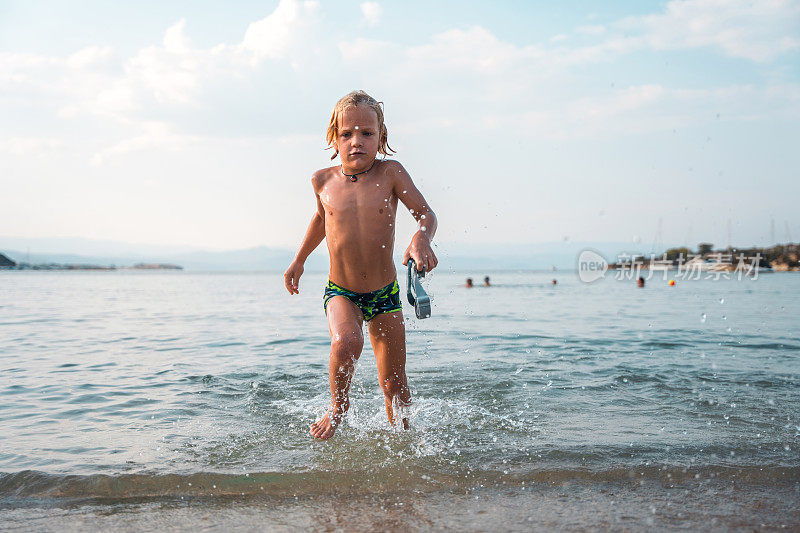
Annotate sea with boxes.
[1,269,798,531]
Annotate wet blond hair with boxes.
[326,90,395,160]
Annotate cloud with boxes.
[0,52,58,86]
[565,0,800,63]
[630,0,800,62]
[0,137,64,157]
[88,1,323,117]
[241,0,321,60]
[360,2,382,26]
[406,26,544,74]
[89,121,202,165]
[533,0,800,66]
[1,0,334,167]
[333,25,796,139]
[66,46,114,69]
[575,25,606,36]
[124,20,205,106]
[570,84,666,120]
[163,19,192,54]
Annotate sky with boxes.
[2,0,799,252]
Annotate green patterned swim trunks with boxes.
[323,279,402,321]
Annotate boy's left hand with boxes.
[403,232,438,272]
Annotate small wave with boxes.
[637,340,695,349]
[2,463,797,503]
[720,341,800,351]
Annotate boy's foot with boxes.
[310,410,342,440]
[392,395,410,430]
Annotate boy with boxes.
[283,90,438,440]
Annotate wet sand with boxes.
[3,480,798,532]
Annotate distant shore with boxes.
[0,252,182,271]
[608,242,800,272]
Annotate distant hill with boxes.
[166,246,328,271]
[0,236,203,257]
[0,236,679,271]
[0,252,16,268]
[0,246,328,272]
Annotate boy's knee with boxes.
[330,332,363,361]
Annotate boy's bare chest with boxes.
[320,179,396,219]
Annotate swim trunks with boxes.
[323,279,402,321]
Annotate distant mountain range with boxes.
[0,236,674,271]
[0,242,314,272]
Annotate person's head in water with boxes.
[466,278,473,288]
[551,279,557,285]
[484,276,490,287]
[637,276,645,287]
[326,90,395,161]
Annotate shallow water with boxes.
[1,269,798,512]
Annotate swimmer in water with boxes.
[484,276,490,287]
[466,277,473,288]
[284,90,438,440]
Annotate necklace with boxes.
[340,160,376,182]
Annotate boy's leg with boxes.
[367,310,411,428]
[310,295,364,439]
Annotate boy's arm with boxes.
[390,161,438,272]
[284,177,326,294]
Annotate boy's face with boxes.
[336,105,380,168]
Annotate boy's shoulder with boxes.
[377,159,404,173]
[377,159,415,190]
[311,165,339,190]
[376,159,409,183]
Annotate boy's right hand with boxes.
[284,261,304,295]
